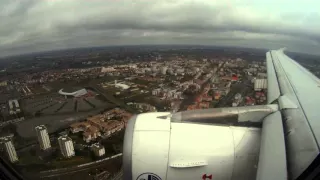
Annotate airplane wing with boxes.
[267,49,319,179]
[122,49,320,180]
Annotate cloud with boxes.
[1,0,320,57]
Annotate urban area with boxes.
[0,46,319,180]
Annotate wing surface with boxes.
[267,49,320,179]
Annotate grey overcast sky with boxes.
[1,0,320,57]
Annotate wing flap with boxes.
[256,111,287,180]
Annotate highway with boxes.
[26,154,123,180]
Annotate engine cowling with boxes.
[123,112,260,180]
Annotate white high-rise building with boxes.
[58,136,75,158]
[2,138,18,163]
[151,65,158,73]
[161,66,168,75]
[254,79,268,91]
[91,143,105,157]
[35,125,51,150]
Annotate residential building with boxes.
[170,100,181,112]
[254,79,267,91]
[0,81,7,87]
[132,103,157,112]
[8,99,20,115]
[245,97,255,106]
[161,66,168,75]
[70,122,91,133]
[166,90,176,98]
[2,138,18,163]
[102,120,125,137]
[176,68,184,74]
[58,136,75,158]
[257,72,267,78]
[69,108,132,143]
[173,91,182,99]
[214,92,221,100]
[101,67,116,73]
[202,95,212,102]
[234,93,242,100]
[187,104,198,110]
[152,88,161,96]
[91,143,105,157]
[231,74,239,81]
[35,125,51,150]
[199,102,209,109]
[83,126,101,143]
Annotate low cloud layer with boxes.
[1,0,320,57]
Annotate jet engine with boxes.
[123,105,284,180]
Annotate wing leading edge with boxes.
[267,49,320,179]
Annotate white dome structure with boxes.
[58,88,88,97]
[115,80,130,90]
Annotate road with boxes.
[179,62,226,111]
[215,80,252,108]
[27,154,123,180]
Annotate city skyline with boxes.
[1,0,320,57]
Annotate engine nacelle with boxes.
[123,112,261,180]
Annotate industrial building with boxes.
[35,125,51,150]
[1,138,18,163]
[58,136,75,158]
[91,143,105,157]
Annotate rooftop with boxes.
[92,143,104,149]
[58,136,72,142]
[35,125,47,130]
